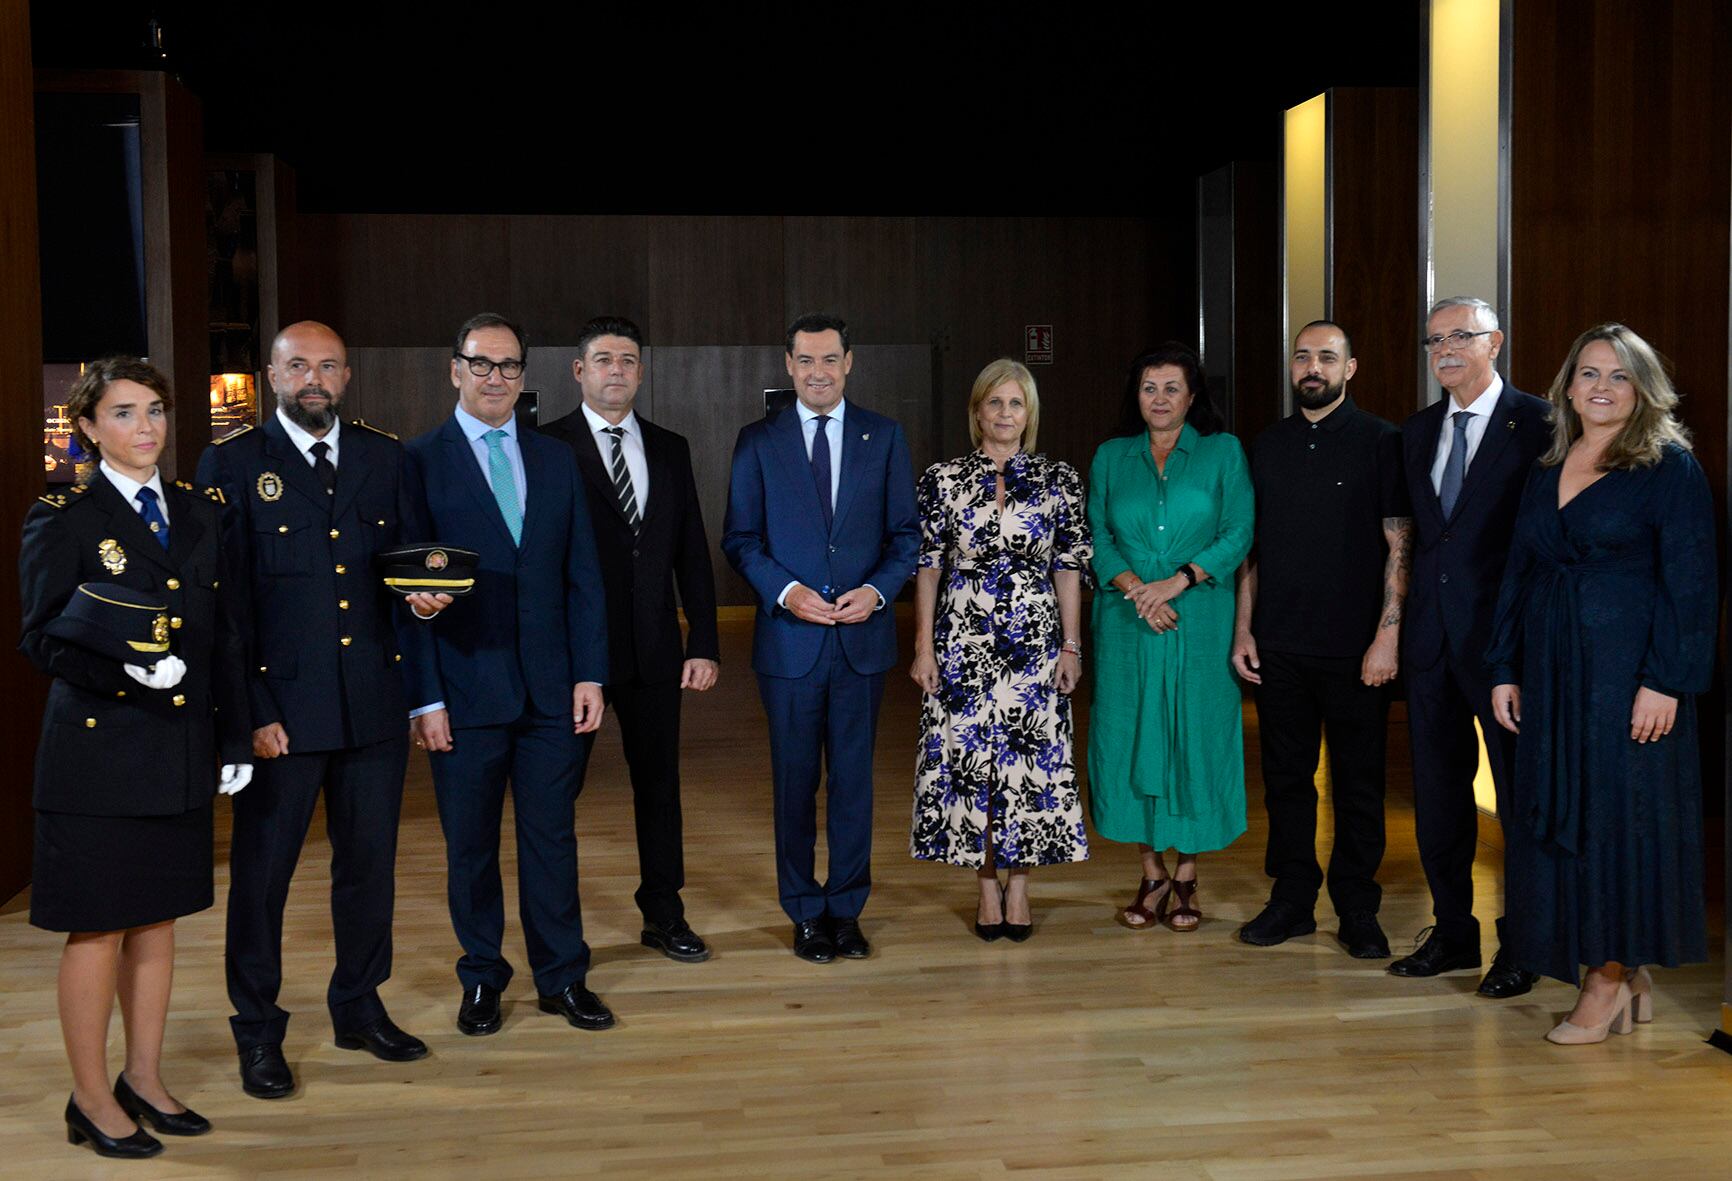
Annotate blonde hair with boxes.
[967,358,1041,451]
[1541,323,1691,469]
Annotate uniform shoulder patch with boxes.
[212,423,255,445]
[174,479,194,491]
[37,492,70,509]
[351,418,399,441]
[203,485,226,504]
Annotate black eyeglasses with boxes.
[455,353,526,379]
[1422,330,1494,352]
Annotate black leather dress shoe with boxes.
[65,1096,162,1158]
[1338,911,1391,959]
[1238,899,1317,946]
[792,919,835,963]
[831,917,872,958]
[537,984,616,1030]
[457,983,503,1036]
[1388,927,1482,977]
[335,1016,429,1062]
[642,918,711,963]
[114,1073,210,1136]
[238,1044,295,1099]
[1476,949,1539,998]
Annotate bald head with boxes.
[268,320,351,436]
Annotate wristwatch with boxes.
[1177,564,1198,587]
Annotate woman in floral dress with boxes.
[910,359,1091,942]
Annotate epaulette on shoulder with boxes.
[211,423,255,446]
[37,491,70,510]
[204,485,226,504]
[350,419,399,441]
[172,479,226,504]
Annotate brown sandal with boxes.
[1166,878,1200,931]
[1119,878,1172,929]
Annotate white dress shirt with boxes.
[277,407,342,468]
[582,403,649,513]
[453,402,528,515]
[100,460,169,526]
[1429,373,1504,495]
[776,398,882,611]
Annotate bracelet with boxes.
[1061,639,1082,658]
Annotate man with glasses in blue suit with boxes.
[399,312,614,1035]
[723,313,919,963]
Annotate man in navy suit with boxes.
[198,321,435,1099]
[723,313,919,963]
[1388,296,1549,998]
[399,312,615,1034]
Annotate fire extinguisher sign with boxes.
[1024,325,1054,366]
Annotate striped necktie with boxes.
[602,426,642,533]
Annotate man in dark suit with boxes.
[722,312,919,963]
[400,312,615,1035]
[539,316,720,963]
[197,321,437,1099]
[1389,296,1549,997]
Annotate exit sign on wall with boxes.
[1025,325,1054,365]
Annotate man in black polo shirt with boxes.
[1231,320,1411,958]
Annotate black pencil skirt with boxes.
[30,804,214,933]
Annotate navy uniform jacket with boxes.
[195,416,416,752]
[20,475,250,816]
[539,410,720,685]
[1400,384,1552,673]
[397,414,608,727]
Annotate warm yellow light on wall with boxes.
[1283,92,1328,367]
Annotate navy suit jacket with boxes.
[196,416,415,752]
[398,413,608,728]
[722,402,918,679]
[1400,383,1552,673]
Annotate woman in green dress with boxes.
[1088,343,1254,931]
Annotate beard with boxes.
[1291,375,1344,410]
[280,389,340,433]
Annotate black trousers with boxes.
[1405,645,1516,944]
[1255,649,1389,917]
[226,735,407,1051]
[577,678,688,925]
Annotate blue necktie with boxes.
[136,486,170,550]
[484,429,523,545]
[810,414,833,531]
[1439,410,1470,519]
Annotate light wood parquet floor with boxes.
[2,620,1729,1180]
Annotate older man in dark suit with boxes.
[540,316,720,963]
[1389,296,1549,998]
[399,312,613,1036]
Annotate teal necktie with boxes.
[484,429,523,544]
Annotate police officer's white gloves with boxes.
[124,654,187,690]
[218,764,253,796]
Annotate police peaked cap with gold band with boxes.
[376,545,479,596]
[42,582,174,665]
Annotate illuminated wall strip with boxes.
[1282,92,1328,406]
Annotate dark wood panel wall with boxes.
[1330,87,1421,427]
[1509,0,1729,497]
[291,213,1192,490]
[0,3,45,902]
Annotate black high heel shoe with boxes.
[976,884,1006,942]
[1002,881,1032,942]
[65,1096,163,1159]
[115,1073,211,1136]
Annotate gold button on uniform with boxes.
[170,616,183,630]
[85,718,96,728]
[278,525,289,533]
[329,529,340,539]
[335,564,347,574]
[393,653,402,663]
[338,599,350,610]
[376,519,385,526]
[172,695,186,707]
[259,665,268,673]
[115,691,126,698]
[166,578,180,590]
[340,636,352,647]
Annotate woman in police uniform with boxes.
[20,358,251,1158]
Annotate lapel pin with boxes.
[1506,420,1515,429]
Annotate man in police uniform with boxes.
[197,321,445,1099]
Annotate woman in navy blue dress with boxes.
[1487,323,1716,1044]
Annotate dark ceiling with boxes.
[32,2,1422,215]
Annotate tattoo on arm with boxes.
[1379,517,1412,628]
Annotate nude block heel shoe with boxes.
[1627,966,1655,1024]
[1545,981,1634,1044]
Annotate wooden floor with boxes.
[2,620,1730,1180]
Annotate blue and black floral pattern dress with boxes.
[911,450,1092,868]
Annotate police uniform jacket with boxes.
[20,474,251,817]
[196,416,415,753]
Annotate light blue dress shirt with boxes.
[795,397,845,510]
[453,401,528,516]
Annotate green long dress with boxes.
[1087,425,1254,852]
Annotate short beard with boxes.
[1292,377,1344,410]
[280,392,338,433]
